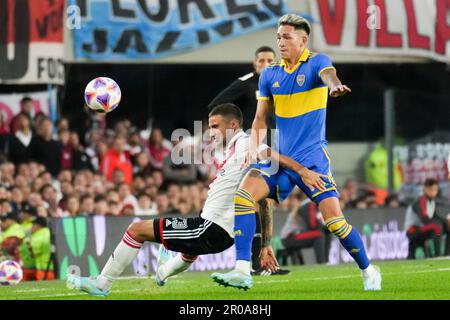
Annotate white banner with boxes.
[0,90,55,126]
[309,0,450,63]
[0,0,65,84]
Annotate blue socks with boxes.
[325,216,370,269]
[234,189,257,261]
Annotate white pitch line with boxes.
[304,267,450,281]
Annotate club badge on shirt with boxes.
[296,74,306,86]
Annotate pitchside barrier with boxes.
[51,208,409,279]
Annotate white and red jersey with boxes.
[201,130,249,238]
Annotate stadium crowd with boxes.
[0,98,399,222]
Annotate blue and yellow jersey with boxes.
[258,48,335,162]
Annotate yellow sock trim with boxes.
[325,216,353,239]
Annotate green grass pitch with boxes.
[1,258,450,300]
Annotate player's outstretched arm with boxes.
[258,147,327,192]
[320,68,351,98]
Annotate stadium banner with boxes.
[52,209,410,278]
[0,0,65,84]
[0,90,55,125]
[309,0,450,63]
[394,131,450,203]
[69,0,287,60]
[51,216,236,279]
[326,208,409,265]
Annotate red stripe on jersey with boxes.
[160,219,167,247]
[209,141,237,186]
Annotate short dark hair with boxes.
[20,97,32,104]
[80,193,93,203]
[255,46,275,57]
[278,14,311,35]
[94,194,106,203]
[424,178,439,187]
[208,103,243,128]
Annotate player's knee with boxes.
[127,220,154,241]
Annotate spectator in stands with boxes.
[120,204,135,216]
[136,192,157,216]
[132,174,146,194]
[134,151,153,177]
[404,178,450,259]
[151,170,164,188]
[58,128,74,171]
[112,168,126,186]
[0,199,13,216]
[0,162,15,187]
[10,186,24,212]
[117,183,139,214]
[341,179,365,208]
[10,97,35,134]
[39,184,62,218]
[100,135,133,185]
[94,195,109,216]
[280,198,331,264]
[8,112,37,165]
[34,118,61,177]
[156,192,170,215]
[80,194,95,216]
[148,127,170,171]
[127,129,145,162]
[0,112,9,155]
[70,131,94,171]
[385,193,400,208]
[62,194,80,217]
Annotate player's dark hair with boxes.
[209,103,243,128]
[255,46,275,57]
[278,14,311,35]
[424,178,438,187]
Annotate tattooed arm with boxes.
[259,198,273,248]
[258,198,279,272]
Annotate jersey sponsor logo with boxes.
[272,81,280,88]
[168,218,188,230]
[296,74,306,86]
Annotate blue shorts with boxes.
[250,146,339,204]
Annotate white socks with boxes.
[97,231,142,291]
[235,260,251,275]
[158,253,196,281]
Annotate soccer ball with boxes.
[0,260,23,285]
[84,77,121,114]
